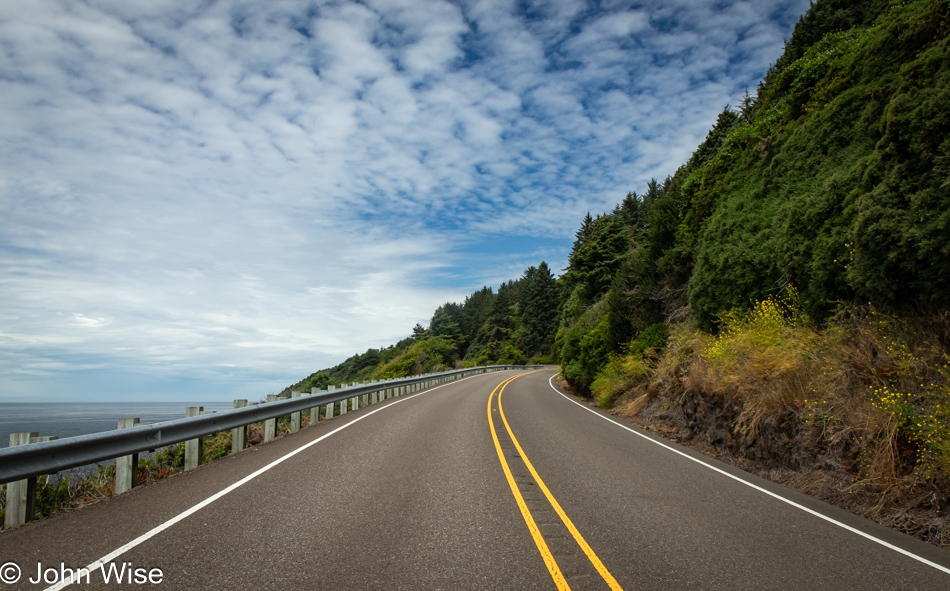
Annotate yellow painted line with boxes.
[497,373,624,591]
[488,372,570,591]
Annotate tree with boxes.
[565,214,630,302]
[570,212,594,262]
[520,261,559,353]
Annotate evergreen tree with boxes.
[520,261,559,354]
[570,212,594,261]
[565,213,630,302]
[617,192,644,233]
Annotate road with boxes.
[1,368,949,589]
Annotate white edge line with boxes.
[546,374,950,577]
[45,374,488,590]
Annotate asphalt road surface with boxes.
[1,368,949,590]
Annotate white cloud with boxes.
[0,0,810,400]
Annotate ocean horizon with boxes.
[0,401,239,449]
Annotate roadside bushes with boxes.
[597,291,950,512]
[703,289,823,441]
[591,355,650,408]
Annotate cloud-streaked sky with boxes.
[0,0,809,401]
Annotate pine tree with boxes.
[570,212,594,261]
[520,262,559,353]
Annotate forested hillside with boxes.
[287,0,950,546]
[281,261,560,394]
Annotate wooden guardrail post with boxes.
[4,432,37,529]
[310,387,323,424]
[291,391,302,433]
[232,400,248,453]
[115,418,141,494]
[184,407,204,471]
[4,433,59,529]
[326,385,336,418]
[264,395,279,441]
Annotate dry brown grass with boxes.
[586,299,950,547]
[646,299,950,509]
[618,394,650,419]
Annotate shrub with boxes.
[703,288,827,440]
[591,354,651,408]
[630,323,670,356]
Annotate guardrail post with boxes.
[115,418,141,494]
[291,391,302,433]
[4,432,38,529]
[264,395,279,441]
[310,388,323,424]
[232,400,248,453]
[185,407,203,471]
[339,386,347,415]
[326,386,337,418]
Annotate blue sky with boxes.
[0,0,809,401]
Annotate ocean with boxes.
[0,401,238,449]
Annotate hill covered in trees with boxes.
[286,0,950,546]
[281,261,560,394]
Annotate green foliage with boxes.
[591,354,651,408]
[33,475,72,518]
[520,262,560,354]
[564,213,630,302]
[689,0,950,326]
[630,323,670,356]
[870,382,950,472]
[203,432,232,463]
[556,300,612,389]
[373,349,418,379]
[154,442,185,470]
[373,337,458,379]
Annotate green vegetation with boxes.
[547,0,950,542]
[279,261,561,396]
[282,0,948,543]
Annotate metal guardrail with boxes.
[0,365,541,486]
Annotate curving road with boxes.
[1,368,949,590]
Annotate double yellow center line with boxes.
[487,372,623,590]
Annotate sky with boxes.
[0,0,810,402]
